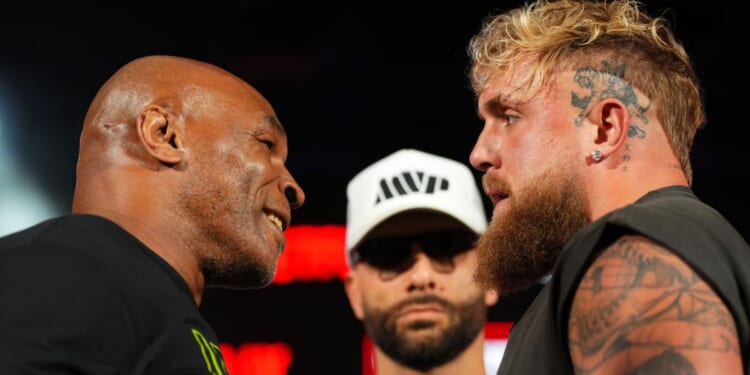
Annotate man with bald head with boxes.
[0,55,305,374]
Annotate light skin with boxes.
[470,62,742,374]
[344,211,498,375]
[72,55,305,305]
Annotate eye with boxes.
[503,111,520,126]
[260,139,275,149]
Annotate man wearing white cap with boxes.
[343,148,498,375]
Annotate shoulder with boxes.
[0,214,164,312]
[568,234,742,374]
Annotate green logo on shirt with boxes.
[192,328,228,375]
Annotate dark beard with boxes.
[202,255,276,289]
[474,169,588,294]
[362,294,487,372]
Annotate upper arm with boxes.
[568,234,742,374]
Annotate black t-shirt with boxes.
[497,186,750,374]
[0,214,228,375]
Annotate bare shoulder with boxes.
[568,234,742,374]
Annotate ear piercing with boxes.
[591,149,603,162]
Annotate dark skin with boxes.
[72,55,305,305]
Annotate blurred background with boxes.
[1,1,745,374]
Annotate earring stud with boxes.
[591,149,603,162]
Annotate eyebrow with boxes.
[262,114,286,137]
[476,92,516,119]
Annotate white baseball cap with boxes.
[345,148,487,265]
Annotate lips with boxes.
[488,190,509,206]
[483,184,509,208]
[482,174,510,207]
[398,303,444,318]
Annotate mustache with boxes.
[482,173,510,194]
[390,295,452,313]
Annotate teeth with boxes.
[266,213,283,231]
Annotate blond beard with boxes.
[474,168,589,294]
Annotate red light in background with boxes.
[221,342,293,375]
[484,321,511,338]
[274,225,349,284]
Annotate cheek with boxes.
[450,256,484,290]
[214,152,267,194]
[501,131,538,172]
[511,131,567,177]
[237,154,273,189]
[358,278,402,308]
[451,271,482,293]
[207,136,266,173]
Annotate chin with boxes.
[202,257,277,289]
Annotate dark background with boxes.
[1,1,745,374]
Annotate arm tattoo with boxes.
[569,235,740,374]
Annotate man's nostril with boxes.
[285,187,298,207]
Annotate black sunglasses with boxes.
[352,230,477,275]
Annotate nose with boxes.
[280,174,305,210]
[469,124,498,172]
[407,250,436,292]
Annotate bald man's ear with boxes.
[137,106,184,165]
